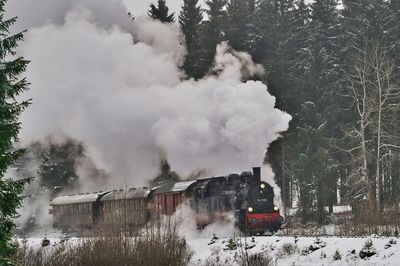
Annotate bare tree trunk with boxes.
[376,69,382,212]
[346,52,373,203]
[360,117,370,198]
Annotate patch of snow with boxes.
[172,181,196,192]
[50,191,110,205]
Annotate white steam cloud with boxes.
[7,0,291,190]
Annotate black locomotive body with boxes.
[192,167,284,234]
[49,167,283,235]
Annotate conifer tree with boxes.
[293,0,342,223]
[255,0,302,110]
[225,0,258,55]
[0,0,31,263]
[179,0,204,79]
[388,0,400,68]
[148,0,175,23]
[198,0,227,76]
[256,0,313,214]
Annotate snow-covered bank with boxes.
[188,235,399,265]
[18,234,400,265]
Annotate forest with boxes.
[146,0,400,225]
[13,0,400,227]
[1,0,400,264]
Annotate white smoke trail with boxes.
[173,203,240,240]
[7,0,291,190]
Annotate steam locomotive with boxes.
[49,167,284,235]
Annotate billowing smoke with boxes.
[176,203,240,240]
[6,0,291,191]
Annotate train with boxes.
[49,167,284,235]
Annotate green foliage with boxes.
[148,0,175,23]
[225,0,259,55]
[35,140,83,195]
[15,138,108,198]
[290,0,343,223]
[333,249,341,260]
[223,237,239,251]
[177,0,400,222]
[0,179,27,264]
[198,0,228,76]
[359,239,376,259]
[0,0,30,263]
[179,0,204,79]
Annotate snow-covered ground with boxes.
[19,234,399,265]
[188,235,399,265]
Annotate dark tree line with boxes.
[149,0,400,223]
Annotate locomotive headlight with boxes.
[260,183,266,189]
[274,206,279,211]
[248,207,254,212]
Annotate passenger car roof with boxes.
[101,188,151,201]
[50,191,110,205]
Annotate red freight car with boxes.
[153,181,196,216]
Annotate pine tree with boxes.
[388,0,400,68]
[0,0,31,263]
[179,0,204,79]
[342,0,393,54]
[255,0,303,111]
[256,0,310,213]
[148,0,175,23]
[198,0,227,76]
[36,140,84,195]
[293,0,342,223]
[225,0,259,55]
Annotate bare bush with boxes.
[13,219,193,266]
[238,252,272,266]
[276,243,298,258]
[234,238,272,266]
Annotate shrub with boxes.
[333,249,341,260]
[13,220,193,266]
[246,253,272,266]
[359,239,376,259]
[276,243,298,258]
[223,237,240,251]
[236,252,272,266]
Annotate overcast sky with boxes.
[123,0,191,17]
[124,0,315,18]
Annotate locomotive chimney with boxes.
[252,167,261,183]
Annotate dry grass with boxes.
[236,252,273,266]
[282,223,400,237]
[14,219,193,266]
[282,203,400,237]
[234,238,272,266]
